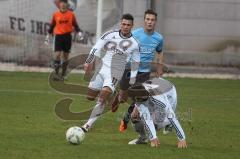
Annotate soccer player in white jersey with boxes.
[127,78,187,148]
[81,14,140,132]
[110,10,164,132]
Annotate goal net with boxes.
[0,0,123,68]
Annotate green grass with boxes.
[0,71,239,159]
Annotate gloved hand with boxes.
[44,34,50,45]
[78,32,84,40]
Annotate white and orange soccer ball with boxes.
[66,126,85,144]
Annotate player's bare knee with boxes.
[98,87,112,104]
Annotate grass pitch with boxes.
[0,71,239,159]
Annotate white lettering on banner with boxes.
[8,16,92,44]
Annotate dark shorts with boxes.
[119,69,150,90]
[54,33,72,53]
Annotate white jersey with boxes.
[136,78,186,141]
[85,30,140,81]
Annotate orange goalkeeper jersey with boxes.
[48,10,81,35]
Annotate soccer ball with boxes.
[66,126,85,144]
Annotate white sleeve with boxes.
[136,103,157,141]
[167,107,186,141]
[85,33,108,64]
[129,44,140,82]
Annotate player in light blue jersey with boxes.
[132,27,163,73]
[111,10,164,132]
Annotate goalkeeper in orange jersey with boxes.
[46,0,83,80]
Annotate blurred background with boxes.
[0,0,239,76]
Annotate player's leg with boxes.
[111,89,129,113]
[111,69,131,131]
[61,33,72,79]
[54,51,61,75]
[81,73,102,131]
[111,69,132,131]
[81,72,103,131]
[128,121,148,145]
[53,35,62,78]
[82,71,116,132]
[62,52,69,79]
[82,86,112,132]
[119,101,135,132]
[111,69,131,112]
[128,106,148,144]
[119,72,150,132]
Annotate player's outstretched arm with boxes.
[135,103,159,147]
[167,108,187,148]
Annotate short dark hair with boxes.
[144,9,157,19]
[59,0,68,3]
[121,13,134,22]
[128,83,149,101]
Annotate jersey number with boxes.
[112,77,118,86]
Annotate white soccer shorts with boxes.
[88,67,119,92]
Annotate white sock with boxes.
[84,101,105,128]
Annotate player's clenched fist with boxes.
[177,140,187,149]
[44,35,50,45]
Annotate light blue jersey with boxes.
[132,28,163,72]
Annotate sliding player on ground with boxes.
[127,78,187,148]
